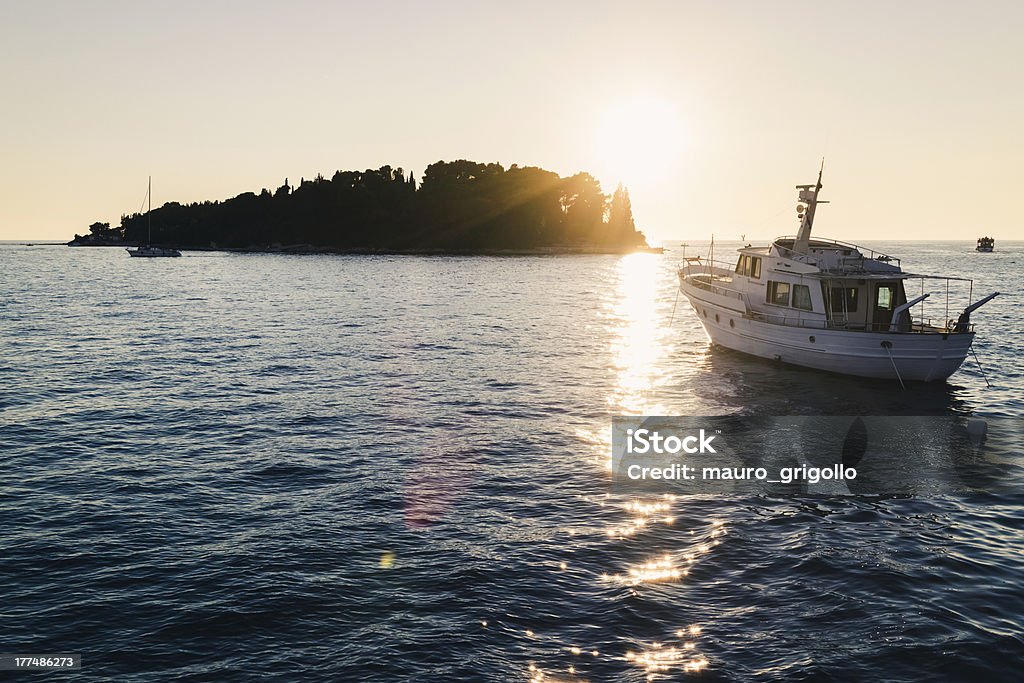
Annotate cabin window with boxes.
[735,255,761,278]
[876,285,895,310]
[735,255,752,276]
[767,281,791,306]
[829,287,859,313]
[792,284,813,311]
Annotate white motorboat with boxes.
[126,177,181,258]
[678,166,998,382]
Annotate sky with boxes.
[1,0,1021,243]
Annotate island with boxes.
[67,222,135,247]
[69,160,654,254]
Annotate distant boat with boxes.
[976,236,994,252]
[677,164,999,382]
[126,177,181,258]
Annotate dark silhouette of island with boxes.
[67,221,127,246]
[69,160,651,253]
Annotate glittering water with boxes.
[1,242,1022,681]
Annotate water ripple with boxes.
[0,244,1021,681]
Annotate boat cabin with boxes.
[731,244,911,332]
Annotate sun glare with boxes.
[593,96,686,191]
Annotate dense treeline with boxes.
[111,160,647,251]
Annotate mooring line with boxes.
[881,342,905,390]
[970,347,992,388]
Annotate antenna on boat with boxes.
[792,158,828,255]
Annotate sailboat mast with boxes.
[147,176,152,245]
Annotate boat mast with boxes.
[792,159,828,254]
[147,176,152,245]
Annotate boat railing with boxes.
[748,311,828,329]
[680,255,734,267]
[680,257,738,277]
[682,264,753,313]
[772,236,901,270]
[747,311,972,334]
[687,274,749,307]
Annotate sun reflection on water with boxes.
[515,254,727,678]
[607,253,672,415]
[497,496,725,678]
[605,553,684,585]
[624,629,710,677]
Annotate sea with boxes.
[1,241,1021,681]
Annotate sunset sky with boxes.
[2,0,1021,243]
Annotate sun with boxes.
[592,95,686,191]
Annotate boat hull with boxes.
[680,280,974,382]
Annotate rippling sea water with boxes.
[1,242,1022,681]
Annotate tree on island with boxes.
[112,160,649,251]
[68,220,125,245]
[88,221,124,239]
[607,184,642,245]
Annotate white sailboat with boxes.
[678,165,998,382]
[126,177,181,257]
